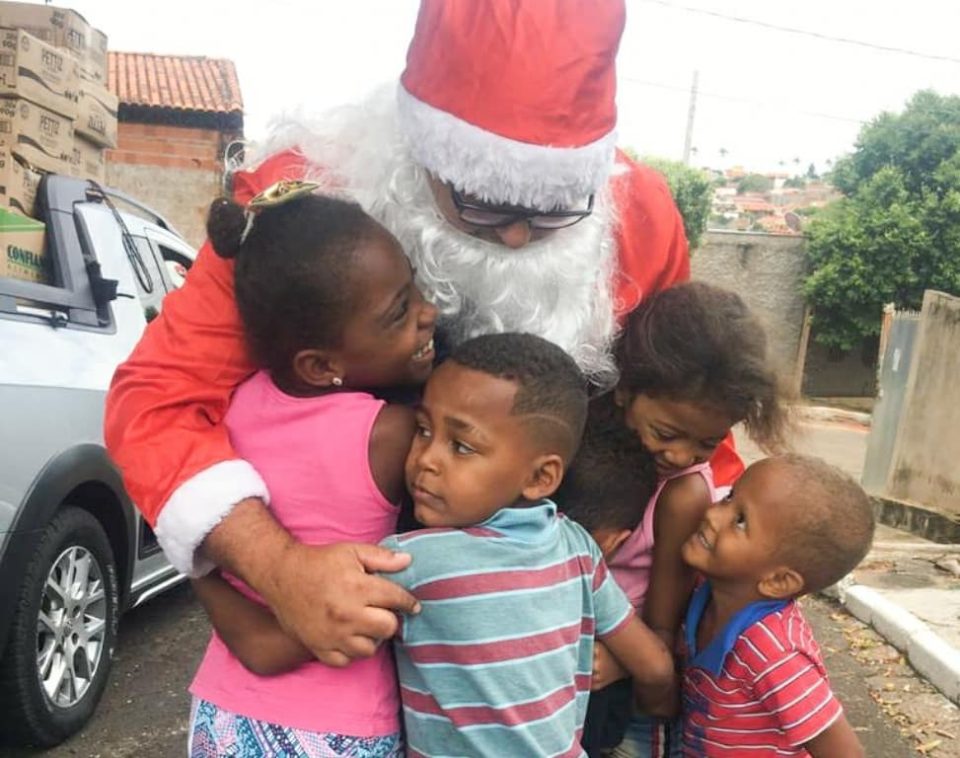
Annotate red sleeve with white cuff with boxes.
[103,149,307,575]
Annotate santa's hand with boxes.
[263,541,420,666]
[592,640,629,690]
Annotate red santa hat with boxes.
[397,0,625,211]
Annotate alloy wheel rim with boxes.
[36,546,108,708]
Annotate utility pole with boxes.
[682,69,699,165]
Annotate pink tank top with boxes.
[608,462,716,612]
[190,371,401,735]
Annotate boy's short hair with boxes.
[773,454,876,594]
[555,402,657,534]
[449,333,588,461]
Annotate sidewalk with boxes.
[839,524,960,704]
[736,406,960,705]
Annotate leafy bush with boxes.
[736,173,774,194]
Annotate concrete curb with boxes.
[871,496,960,544]
[835,583,960,704]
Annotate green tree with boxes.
[641,156,713,250]
[804,90,960,348]
[736,173,773,194]
[783,176,806,189]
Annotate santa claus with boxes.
[106,0,737,665]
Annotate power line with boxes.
[636,0,960,65]
[621,76,867,125]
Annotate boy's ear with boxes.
[521,453,565,501]
[757,566,805,600]
[293,348,344,388]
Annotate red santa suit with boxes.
[104,0,740,573]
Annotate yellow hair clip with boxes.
[240,180,322,243]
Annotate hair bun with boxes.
[206,197,247,259]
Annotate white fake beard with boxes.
[252,86,620,388]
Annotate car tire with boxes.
[0,506,120,748]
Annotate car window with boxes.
[131,237,167,320]
[156,244,190,290]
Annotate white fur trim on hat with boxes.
[155,459,270,577]
[397,83,617,211]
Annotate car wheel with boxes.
[0,506,120,748]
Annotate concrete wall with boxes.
[106,123,229,249]
[801,336,878,397]
[692,230,807,379]
[885,291,960,515]
[106,162,219,249]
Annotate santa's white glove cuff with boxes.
[155,459,269,577]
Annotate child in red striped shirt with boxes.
[679,453,874,757]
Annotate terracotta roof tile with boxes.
[108,52,243,115]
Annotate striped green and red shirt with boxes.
[381,500,633,757]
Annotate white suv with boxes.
[0,175,195,747]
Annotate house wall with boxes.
[106,123,226,248]
[885,291,960,516]
[692,230,807,380]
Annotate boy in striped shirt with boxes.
[382,333,675,757]
[679,454,875,757]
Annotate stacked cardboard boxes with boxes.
[0,3,113,284]
[0,2,112,218]
[0,205,45,281]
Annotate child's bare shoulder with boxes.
[371,403,417,444]
[658,472,712,521]
[369,403,417,503]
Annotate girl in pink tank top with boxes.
[186,185,437,757]
[588,282,790,757]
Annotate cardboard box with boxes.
[65,133,105,183]
[0,28,79,118]
[0,205,47,283]
[82,26,107,84]
[0,96,72,172]
[75,77,116,147]
[0,3,107,83]
[0,144,39,216]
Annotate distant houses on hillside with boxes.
[706,167,840,235]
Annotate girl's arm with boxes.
[642,474,713,647]
[192,573,311,676]
[602,617,677,717]
[805,716,865,757]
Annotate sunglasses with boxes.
[449,186,594,230]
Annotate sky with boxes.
[67,0,960,174]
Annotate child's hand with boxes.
[592,640,628,690]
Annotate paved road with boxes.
[1,582,937,758]
[735,414,869,477]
